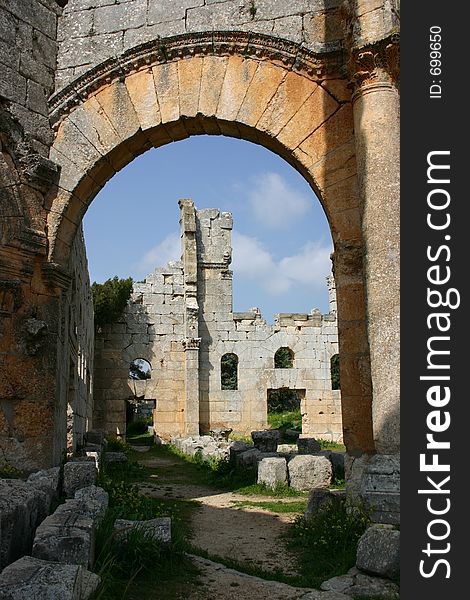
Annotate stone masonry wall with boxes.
[54,225,95,456]
[0,0,60,156]
[55,0,351,92]
[94,200,341,441]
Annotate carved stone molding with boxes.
[349,33,399,96]
[182,337,201,351]
[49,30,344,126]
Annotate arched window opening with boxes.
[221,353,238,390]
[274,347,294,368]
[129,358,151,380]
[331,354,340,390]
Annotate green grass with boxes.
[317,439,346,452]
[286,496,370,589]
[267,409,302,432]
[232,498,308,513]
[236,482,307,497]
[91,448,200,599]
[126,430,154,446]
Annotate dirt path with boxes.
[137,453,301,576]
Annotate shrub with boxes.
[288,496,370,587]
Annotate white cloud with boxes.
[232,231,332,298]
[136,232,181,276]
[248,172,312,229]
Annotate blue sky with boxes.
[83,136,333,323]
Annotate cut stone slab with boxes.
[229,440,253,462]
[251,430,280,452]
[0,479,49,569]
[297,435,321,454]
[75,485,109,525]
[257,457,287,488]
[235,448,262,469]
[103,451,128,463]
[114,517,171,544]
[304,489,345,523]
[320,574,355,593]
[0,555,100,600]
[84,430,106,446]
[32,501,95,568]
[63,461,97,498]
[348,573,399,599]
[288,455,332,491]
[356,524,400,580]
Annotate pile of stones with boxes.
[172,429,345,492]
[0,430,171,599]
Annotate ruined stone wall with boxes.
[55,0,348,92]
[93,260,187,437]
[94,200,341,441]
[0,0,60,156]
[55,225,94,455]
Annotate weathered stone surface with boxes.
[297,436,321,454]
[251,430,280,453]
[103,451,128,463]
[114,517,171,544]
[229,440,253,461]
[0,555,100,600]
[27,466,60,504]
[63,461,97,498]
[360,454,400,524]
[0,479,49,569]
[304,489,344,523]
[356,525,400,580]
[235,448,262,470]
[257,457,287,488]
[75,485,109,525]
[348,573,399,599]
[32,501,95,567]
[288,455,332,491]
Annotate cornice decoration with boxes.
[349,32,400,93]
[182,337,201,351]
[49,30,344,126]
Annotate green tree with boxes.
[221,353,238,390]
[91,276,133,329]
[331,353,340,390]
[274,347,294,368]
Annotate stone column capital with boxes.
[349,34,400,100]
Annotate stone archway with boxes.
[45,32,374,456]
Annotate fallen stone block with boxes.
[288,455,332,491]
[0,480,49,569]
[75,485,109,525]
[114,517,171,544]
[32,501,95,568]
[257,457,287,488]
[63,461,97,498]
[356,524,400,580]
[304,489,345,523]
[348,572,399,599]
[103,451,128,463]
[85,430,106,446]
[235,448,261,469]
[229,440,253,462]
[276,443,297,455]
[251,430,280,452]
[297,435,321,454]
[0,555,100,600]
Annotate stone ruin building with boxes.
[93,199,342,442]
[0,0,400,530]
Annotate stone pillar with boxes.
[345,2,400,522]
[345,0,400,455]
[179,199,200,435]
